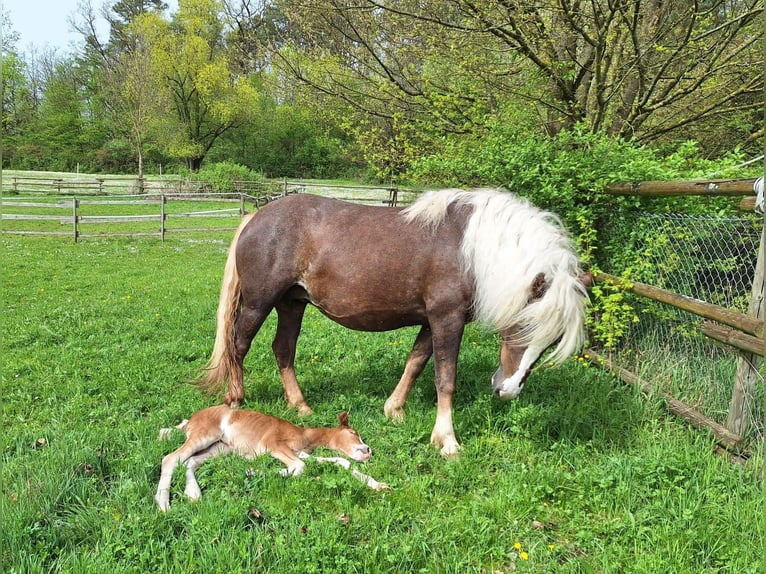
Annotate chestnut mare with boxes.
[199,188,590,456]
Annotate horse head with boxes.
[491,271,592,399]
[331,412,372,462]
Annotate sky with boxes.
[2,0,178,54]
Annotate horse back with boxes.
[235,194,474,329]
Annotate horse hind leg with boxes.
[183,442,233,501]
[273,300,312,415]
[384,325,433,422]
[227,304,273,407]
[155,434,223,511]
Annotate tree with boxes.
[25,60,90,170]
[267,0,763,171]
[99,15,171,179]
[146,0,260,170]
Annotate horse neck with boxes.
[299,427,342,453]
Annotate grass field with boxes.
[1,231,763,573]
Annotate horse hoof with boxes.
[438,441,460,459]
[296,404,313,416]
[383,402,405,423]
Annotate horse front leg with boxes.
[273,301,312,416]
[429,317,464,458]
[384,325,433,422]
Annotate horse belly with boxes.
[313,304,426,332]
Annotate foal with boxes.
[155,406,387,511]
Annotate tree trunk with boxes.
[186,156,203,172]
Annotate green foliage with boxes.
[187,160,261,192]
[209,101,359,179]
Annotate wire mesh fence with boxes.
[605,211,764,447]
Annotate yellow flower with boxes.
[548,544,555,550]
[520,552,529,560]
[514,542,522,550]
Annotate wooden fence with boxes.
[593,177,763,452]
[2,176,415,241]
[0,175,416,241]
[0,191,297,241]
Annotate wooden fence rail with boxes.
[599,177,763,450]
[0,192,282,242]
[596,272,763,338]
[605,178,758,196]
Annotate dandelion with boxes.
[548,544,555,550]
[520,552,529,560]
[514,542,522,551]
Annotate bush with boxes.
[188,161,261,192]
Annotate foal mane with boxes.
[404,188,588,364]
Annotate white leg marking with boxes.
[280,459,306,477]
[310,455,391,491]
[430,407,459,458]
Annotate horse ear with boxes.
[338,412,349,427]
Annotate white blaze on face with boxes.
[495,344,544,400]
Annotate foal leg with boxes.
[183,442,233,501]
[270,448,306,477]
[384,325,433,422]
[428,317,465,458]
[273,300,312,415]
[308,454,391,491]
[155,434,222,511]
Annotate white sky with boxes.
[2,0,178,54]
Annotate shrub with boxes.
[189,161,261,192]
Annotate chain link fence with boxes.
[606,211,763,447]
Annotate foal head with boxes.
[329,412,372,462]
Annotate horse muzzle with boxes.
[492,367,526,400]
[351,445,372,462]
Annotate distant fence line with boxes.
[2,193,257,242]
[2,175,410,205]
[1,176,416,242]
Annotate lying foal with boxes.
[155,405,388,511]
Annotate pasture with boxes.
[1,230,762,573]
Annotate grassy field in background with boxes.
[1,232,763,573]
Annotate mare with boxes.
[198,188,591,456]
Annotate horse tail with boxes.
[197,212,256,393]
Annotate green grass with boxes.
[1,234,763,573]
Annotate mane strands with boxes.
[406,188,587,365]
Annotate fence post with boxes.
[239,193,245,216]
[72,198,79,242]
[160,194,166,242]
[726,224,765,437]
